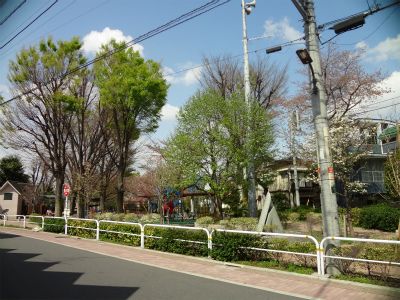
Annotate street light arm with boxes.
[291,0,308,20]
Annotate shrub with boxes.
[140,213,161,224]
[99,221,141,246]
[359,204,400,232]
[211,231,262,261]
[28,214,43,227]
[271,192,290,211]
[43,218,65,233]
[195,216,214,228]
[227,217,258,231]
[67,219,97,239]
[144,227,208,257]
[123,213,139,223]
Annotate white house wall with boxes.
[0,184,21,215]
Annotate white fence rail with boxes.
[1,214,400,277]
[320,236,400,276]
[143,223,211,250]
[212,229,321,274]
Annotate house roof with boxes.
[0,180,34,202]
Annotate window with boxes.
[4,193,13,200]
[361,171,384,183]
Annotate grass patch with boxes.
[237,260,314,275]
[333,274,400,288]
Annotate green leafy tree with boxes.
[164,90,274,218]
[0,155,29,186]
[94,40,168,212]
[385,148,400,201]
[0,37,86,216]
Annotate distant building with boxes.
[0,181,34,215]
[266,159,319,206]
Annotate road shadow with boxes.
[0,232,19,239]
[0,247,138,299]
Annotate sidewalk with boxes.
[1,227,399,300]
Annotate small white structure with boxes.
[0,181,33,215]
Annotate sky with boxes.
[0,0,399,162]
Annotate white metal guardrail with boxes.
[143,223,211,250]
[320,236,400,276]
[98,220,143,246]
[2,214,400,278]
[1,214,26,228]
[66,217,99,239]
[213,229,321,274]
[26,215,45,229]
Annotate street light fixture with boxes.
[296,49,313,64]
[243,0,256,15]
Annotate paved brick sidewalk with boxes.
[1,227,399,299]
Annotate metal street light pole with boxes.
[241,0,257,217]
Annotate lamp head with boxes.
[296,49,313,65]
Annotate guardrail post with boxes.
[141,224,145,248]
[64,216,68,235]
[23,216,26,228]
[95,220,100,241]
[41,216,45,229]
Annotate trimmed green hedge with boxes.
[359,204,400,232]
[67,219,97,239]
[43,218,65,233]
[144,227,208,257]
[99,222,141,246]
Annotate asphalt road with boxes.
[0,232,306,300]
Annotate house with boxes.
[266,158,319,206]
[353,119,398,194]
[0,181,34,216]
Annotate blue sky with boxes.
[0,0,399,158]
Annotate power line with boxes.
[335,6,398,46]
[350,101,400,117]
[0,0,108,58]
[0,0,26,25]
[0,0,231,106]
[0,0,58,50]
[163,36,305,78]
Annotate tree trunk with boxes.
[54,176,64,217]
[116,169,124,213]
[344,189,354,236]
[99,184,106,212]
[77,193,84,218]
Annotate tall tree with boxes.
[94,40,168,212]
[0,155,29,186]
[164,90,274,218]
[199,55,286,216]
[0,37,86,216]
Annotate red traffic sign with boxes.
[63,183,70,197]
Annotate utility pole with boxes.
[292,0,340,275]
[241,0,257,217]
[302,0,340,239]
[290,110,300,207]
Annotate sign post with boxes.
[63,183,70,217]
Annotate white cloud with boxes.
[263,17,302,41]
[163,64,201,86]
[359,34,400,62]
[364,71,400,118]
[161,103,179,121]
[82,27,144,56]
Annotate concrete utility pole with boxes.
[292,0,340,238]
[241,0,257,217]
[290,110,300,207]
